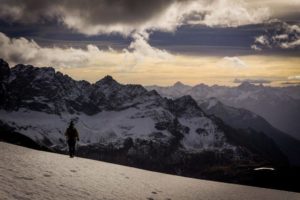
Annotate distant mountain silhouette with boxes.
[146,81,300,140]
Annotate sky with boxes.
[0,0,299,86]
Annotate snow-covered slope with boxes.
[146,82,300,140]
[1,142,299,200]
[0,98,234,153]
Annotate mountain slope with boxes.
[199,98,300,166]
[1,142,299,200]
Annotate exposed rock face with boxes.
[0,59,10,107]
[0,59,10,81]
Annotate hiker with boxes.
[65,121,79,158]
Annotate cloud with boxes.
[0,32,172,69]
[121,33,173,70]
[250,45,262,51]
[280,39,300,49]
[281,82,300,86]
[288,75,300,80]
[254,35,270,46]
[280,75,300,86]
[218,56,247,68]
[252,20,300,50]
[0,31,110,68]
[189,0,270,27]
[233,78,272,84]
[0,0,271,36]
[129,33,172,59]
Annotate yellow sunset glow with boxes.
[60,54,300,86]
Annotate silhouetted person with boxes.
[65,121,79,158]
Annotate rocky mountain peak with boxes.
[173,81,191,91]
[237,81,256,90]
[13,64,34,72]
[11,64,56,80]
[170,95,204,117]
[173,81,184,87]
[194,83,209,88]
[174,95,196,105]
[95,75,119,86]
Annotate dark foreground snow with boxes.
[0,142,299,200]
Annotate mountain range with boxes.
[199,98,300,166]
[1,58,300,190]
[146,81,300,140]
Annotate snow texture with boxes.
[0,108,170,146]
[1,142,299,200]
[0,106,232,152]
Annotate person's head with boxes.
[69,120,74,128]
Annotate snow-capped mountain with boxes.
[147,81,192,98]
[199,97,300,166]
[146,81,300,140]
[0,59,290,182]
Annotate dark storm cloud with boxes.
[60,0,176,25]
[251,20,300,50]
[1,0,299,37]
[0,0,175,24]
[0,0,299,59]
[0,0,193,35]
[0,0,273,35]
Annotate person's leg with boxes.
[70,140,75,157]
[71,145,74,157]
[68,140,72,157]
[73,141,76,157]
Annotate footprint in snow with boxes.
[12,194,31,200]
[25,191,33,196]
[80,190,91,196]
[15,176,34,181]
[43,173,52,177]
[43,171,53,177]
